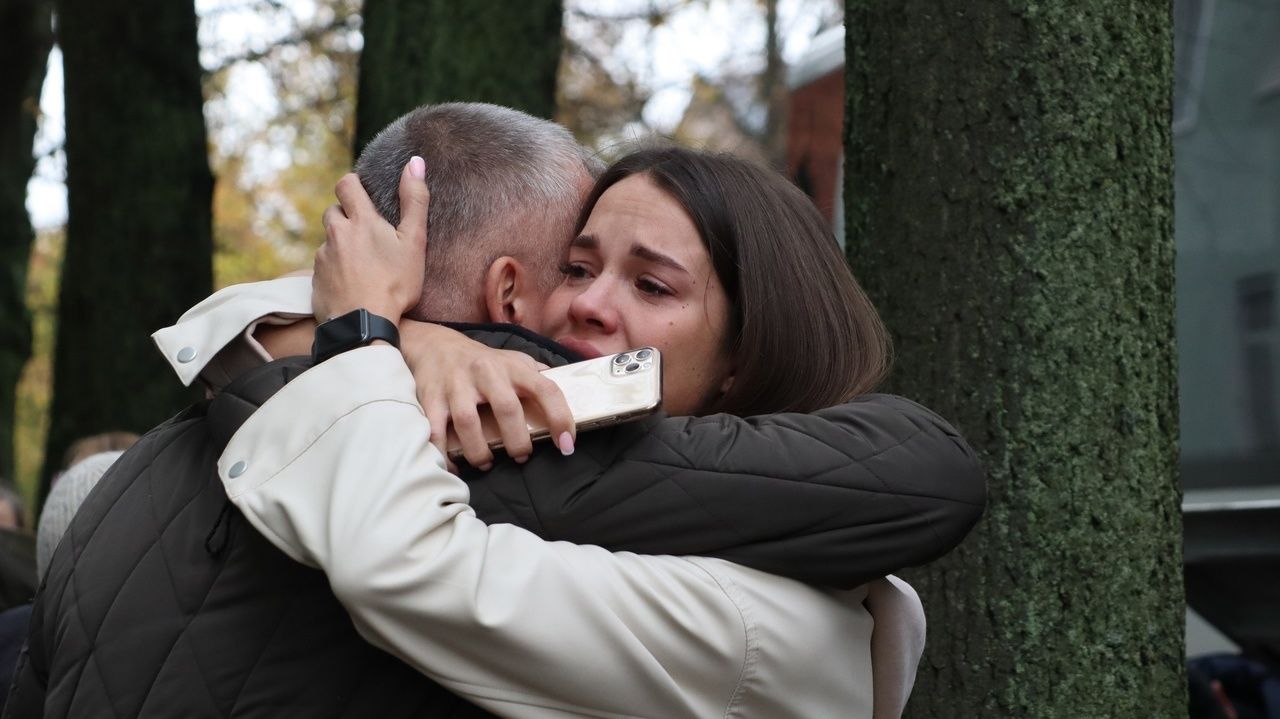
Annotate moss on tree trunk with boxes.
[843,2,1184,715]
[40,0,212,498]
[354,0,563,155]
[0,0,53,485]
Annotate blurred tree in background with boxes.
[39,0,214,500]
[0,0,53,488]
[201,0,362,288]
[354,0,564,154]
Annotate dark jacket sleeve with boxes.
[211,356,986,590]
[3,602,46,718]
[467,393,985,589]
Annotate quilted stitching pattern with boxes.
[473,394,984,589]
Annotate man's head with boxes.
[354,103,602,326]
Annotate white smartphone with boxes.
[445,347,663,463]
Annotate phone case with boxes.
[445,347,662,462]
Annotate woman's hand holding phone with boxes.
[399,321,577,470]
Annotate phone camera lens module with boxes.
[635,349,652,360]
[614,354,631,365]
[626,363,640,372]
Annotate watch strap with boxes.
[311,308,400,363]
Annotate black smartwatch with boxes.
[311,308,400,363]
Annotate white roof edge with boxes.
[787,24,845,89]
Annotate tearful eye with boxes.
[558,262,591,280]
[636,278,672,297]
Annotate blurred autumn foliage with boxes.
[13,229,59,515]
[203,0,362,289]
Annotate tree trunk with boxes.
[0,0,53,485]
[759,0,787,170]
[354,0,563,155]
[843,3,1184,716]
[41,0,212,498]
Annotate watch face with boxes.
[313,309,369,362]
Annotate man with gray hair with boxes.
[9,102,608,719]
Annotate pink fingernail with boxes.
[558,432,575,456]
[409,155,426,179]
[477,462,493,472]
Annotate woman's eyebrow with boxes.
[571,234,598,249]
[631,244,688,275]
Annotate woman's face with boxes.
[540,174,734,416]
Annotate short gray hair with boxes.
[354,103,603,320]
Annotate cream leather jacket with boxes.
[153,278,925,718]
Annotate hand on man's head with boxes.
[312,156,430,323]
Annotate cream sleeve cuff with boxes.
[152,276,314,388]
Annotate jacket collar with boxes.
[434,322,584,366]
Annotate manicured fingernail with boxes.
[477,462,492,472]
[514,454,528,464]
[558,432,574,456]
[409,155,426,179]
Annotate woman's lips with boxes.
[555,336,604,359]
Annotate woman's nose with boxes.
[568,279,619,334]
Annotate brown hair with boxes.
[576,147,891,416]
[61,431,139,471]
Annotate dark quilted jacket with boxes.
[5,325,984,718]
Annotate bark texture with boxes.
[843,2,1183,716]
[354,0,563,156]
[0,0,53,484]
[41,0,212,498]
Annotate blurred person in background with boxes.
[0,485,34,610]
[53,432,138,488]
[0,488,24,534]
[0,485,33,711]
[0,449,128,711]
[37,450,127,580]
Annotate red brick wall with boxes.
[786,68,844,224]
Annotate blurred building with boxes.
[785,25,844,246]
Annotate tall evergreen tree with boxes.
[0,0,53,485]
[354,0,563,155]
[40,0,212,498]
[843,2,1183,716]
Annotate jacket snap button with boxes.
[228,460,247,478]
[177,347,197,363]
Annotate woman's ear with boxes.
[483,257,540,327]
[718,370,736,396]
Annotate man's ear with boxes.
[483,257,541,327]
